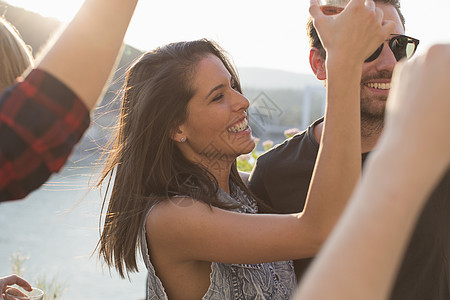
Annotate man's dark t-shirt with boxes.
[248,118,450,299]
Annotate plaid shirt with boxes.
[0,69,90,201]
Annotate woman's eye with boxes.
[212,94,224,102]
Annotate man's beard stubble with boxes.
[360,70,392,138]
[360,95,385,138]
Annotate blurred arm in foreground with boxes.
[294,44,450,300]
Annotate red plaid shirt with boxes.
[0,69,90,201]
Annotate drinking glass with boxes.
[5,287,44,300]
[318,0,350,15]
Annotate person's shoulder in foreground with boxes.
[0,68,90,201]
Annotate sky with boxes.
[6,0,450,74]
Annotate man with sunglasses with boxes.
[248,0,450,299]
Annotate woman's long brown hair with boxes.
[96,39,258,278]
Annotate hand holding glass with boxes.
[319,0,350,15]
[5,287,44,300]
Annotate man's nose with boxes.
[374,42,398,72]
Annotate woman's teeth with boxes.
[366,82,391,90]
[227,118,248,133]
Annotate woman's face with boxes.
[176,54,255,167]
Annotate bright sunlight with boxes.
[6,0,450,74]
[5,0,84,22]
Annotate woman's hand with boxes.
[0,275,32,300]
[309,0,395,64]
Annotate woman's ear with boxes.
[171,127,187,143]
[309,48,327,81]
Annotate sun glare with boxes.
[6,0,84,23]
[6,0,450,75]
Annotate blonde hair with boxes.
[0,17,34,93]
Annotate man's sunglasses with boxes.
[365,34,420,63]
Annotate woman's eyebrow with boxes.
[205,84,225,99]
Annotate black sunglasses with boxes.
[365,34,420,63]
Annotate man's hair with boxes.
[307,0,406,57]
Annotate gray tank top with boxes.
[140,182,297,299]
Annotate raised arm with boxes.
[294,44,450,300]
[37,0,139,109]
[299,0,394,239]
[0,0,138,201]
[147,0,396,265]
